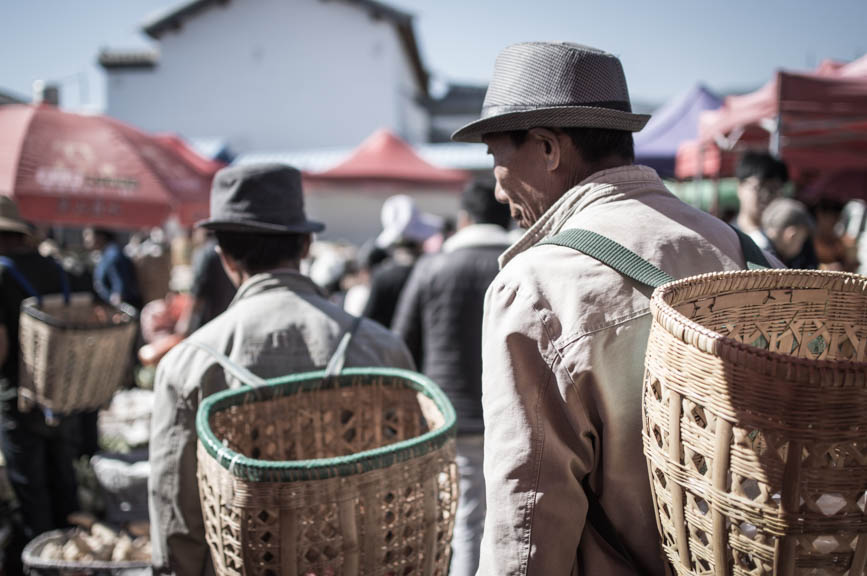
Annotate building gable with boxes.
[136,0,427,96]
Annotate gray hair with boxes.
[761,198,814,234]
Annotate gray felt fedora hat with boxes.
[197,163,325,234]
[452,42,650,143]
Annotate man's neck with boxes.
[736,214,761,233]
[238,261,300,285]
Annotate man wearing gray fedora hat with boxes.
[148,164,414,576]
[455,42,775,575]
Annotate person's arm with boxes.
[478,278,595,575]
[390,263,426,368]
[148,350,212,576]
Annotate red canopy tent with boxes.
[305,129,469,185]
[675,55,867,181]
[0,105,222,229]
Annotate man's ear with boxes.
[781,225,798,246]
[527,127,562,173]
[301,234,313,260]
[215,244,242,287]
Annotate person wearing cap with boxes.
[391,178,512,576]
[0,197,80,574]
[148,165,414,576]
[362,195,442,328]
[453,43,776,575]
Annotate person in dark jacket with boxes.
[84,227,142,309]
[0,198,79,576]
[391,179,511,576]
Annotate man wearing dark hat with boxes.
[0,197,80,575]
[148,164,414,576]
[453,43,775,574]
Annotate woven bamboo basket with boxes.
[643,270,867,576]
[18,293,138,414]
[196,367,458,576]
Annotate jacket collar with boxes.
[442,223,513,254]
[499,165,664,268]
[230,268,326,306]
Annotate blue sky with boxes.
[2,0,865,111]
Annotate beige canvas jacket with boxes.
[478,165,776,575]
[148,269,413,576]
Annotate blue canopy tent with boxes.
[635,84,723,178]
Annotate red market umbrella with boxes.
[306,129,469,185]
[0,105,221,229]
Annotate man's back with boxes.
[480,166,753,575]
[393,230,509,435]
[149,270,413,575]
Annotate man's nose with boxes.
[494,182,509,205]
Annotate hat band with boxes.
[481,100,633,119]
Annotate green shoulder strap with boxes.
[537,228,674,289]
[537,226,770,291]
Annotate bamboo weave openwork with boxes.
[18,293,138,413]
[643,270,867,576]
[196,367,458,576]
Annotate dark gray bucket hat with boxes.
[197,163,324,234]
[452,42,650,143]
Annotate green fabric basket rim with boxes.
[196,367,457,483]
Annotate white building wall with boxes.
[105,0,427,152]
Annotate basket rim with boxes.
[196,367,457,482]
[21,293,138,331]
[21,529,151,570]
[651,268,867,370]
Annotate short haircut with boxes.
[214,231,308,274]
[505,127,635,164]
[761,198,814,233]
[736,151,789,184]
[461,178,511,228]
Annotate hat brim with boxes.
[451,106,651,143]
[196,218,325,234]
[0,217,32,236]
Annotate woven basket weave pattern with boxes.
[198,371,458,576]
[643,271,867,576]
[18,294,137,413]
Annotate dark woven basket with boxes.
[196,367,458,576]
[21,530,150,576]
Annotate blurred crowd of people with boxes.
[732,150,863,272]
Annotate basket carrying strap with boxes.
[537,227,770,290]
[534,227,769,574]
[184,341,267,388]
[184,315,364,388]
[0,256,71,306]
[537,229,675,288]
[324,315,363,379]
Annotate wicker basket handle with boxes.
[183,341,267,388]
